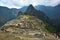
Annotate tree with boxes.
[17,11,23,16]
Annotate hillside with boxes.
[0,30,20,40]
[0,14,59,40]
[2,15,46,32]
[0,6,16,27]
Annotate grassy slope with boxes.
[0,15,60,40]
[0,29,59,40]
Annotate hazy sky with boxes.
[0,0,60,8]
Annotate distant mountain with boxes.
[10,8,19,16]
[20,6,28,12]
[0,6,16,27]
[35,5,53,18]
[35,4,60,32]
[53,4,60,21]
[35,4,60,23]
[10,6,28,16]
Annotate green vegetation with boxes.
[18,11,58,34]
[44,22,60,34]
[3,11,58,34]
[1,11,60,40]
[44,23,57,34]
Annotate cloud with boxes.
[0,0,60,8]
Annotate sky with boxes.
[0,0,60,8]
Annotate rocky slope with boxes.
[0,14,59,40]
[2,15,46,32]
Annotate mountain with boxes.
[10,4,60,22]
[1,14,58,40]
[0,5,59,40]
[20,6,28,12]
[0,6,16,27]
[18,4,60,33]
[35,5,53,18]
[53,4,60,21]
[25,4,51,24]
[2,15,46,31]
[35,4,60,32]
[0,4,59,31]
[10,8,19,16]
[35,4,60,23]
[10,6,28,16]
[19,4,60,24]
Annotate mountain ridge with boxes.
[0,5,60,40]
[0,6,16,27]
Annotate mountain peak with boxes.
[27,4,35,10]
[25,4,51,25]
[29,4,33,7]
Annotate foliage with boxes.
[45,23,57,33]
